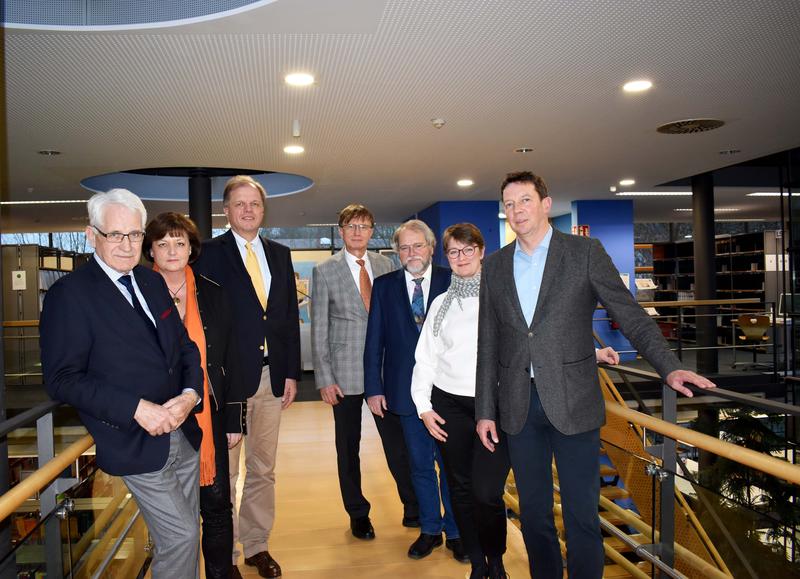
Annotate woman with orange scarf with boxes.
[145,212,246,579]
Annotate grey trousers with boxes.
[123,430,200,579]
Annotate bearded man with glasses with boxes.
[41,188,204,579]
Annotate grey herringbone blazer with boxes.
[311,250,395,395]
[475,230,684,436]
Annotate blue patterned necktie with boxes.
[411,277,425,330]
[118,274,158,341]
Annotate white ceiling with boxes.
[3,0,800,232]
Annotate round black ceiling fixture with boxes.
[657,118,725,134]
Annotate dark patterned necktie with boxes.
[411,278,425,330]
[119,274,158,341]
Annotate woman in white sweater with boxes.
[411,223,619,579]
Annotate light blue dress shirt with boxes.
[513,226,553,377]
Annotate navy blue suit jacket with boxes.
[193,230,301,398]
[364,265,451,416]
[40,258,203,476]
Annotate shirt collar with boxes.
[230,228,261,250]
[514,225,553,258]
[94,253,130,282]
[344,248,369,267]
[404,263,432,283]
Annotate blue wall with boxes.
[571,200,637,360]
[416,201,501,266]
[552,213,572,234]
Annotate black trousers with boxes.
[431,386,510,566]
[199,409,234,579]
[333,394,419,520]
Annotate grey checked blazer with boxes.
[476,229,684,436]
[311,250,395,395]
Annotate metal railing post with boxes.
[36,413,64,578]
[658,383,677,572]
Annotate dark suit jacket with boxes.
[476,230,684,436]
[40,258,203,476]
[364,265,451,416]
[194,272,247,434]
[193,230,301,398]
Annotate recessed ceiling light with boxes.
[284,145,305,154]
[38,149,61,156]
[285,73,314,86]
[615,191,692,196]
[674,207,740,213]
[457,179,474,187]
[0,199,86,205]
[623,79,652,93]
[618,179,636,186]
[515,147,534,153]
[747,191,797,197]
[684,235,693,239]
[609,186,617,192]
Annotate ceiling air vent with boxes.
[657,118,725,134]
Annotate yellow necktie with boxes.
[245,241,267,311]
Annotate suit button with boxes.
[203,326,208,330]
[168,368,173,375]
[263,315,267,320]
[528,332,533,337]
[259,345,265,351]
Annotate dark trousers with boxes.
[199,409,234,579]
[507,385,603,579]
[432,387,510,566]
[333,394,419,520]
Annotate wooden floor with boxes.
[230,401,530,578]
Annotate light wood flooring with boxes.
[230,400,530,578]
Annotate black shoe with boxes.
[402,515,421,528]
[350,516,376,540]
[469,563,489,579]
[407,533,443,559]
[446,538,470,563]
[487,558,508,579]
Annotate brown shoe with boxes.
[244,551,282,578]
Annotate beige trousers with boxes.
[229,365,283,562]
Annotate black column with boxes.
[692,172,718,374]
[189,169,212,240]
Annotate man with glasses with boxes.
[311,204,420,540]
[194,175,300,579]
[41,189,204,579]
[364,220,466,562]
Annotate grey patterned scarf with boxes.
[432,271,481,337]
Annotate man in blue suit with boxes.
[364,219,465,562]
[41,189,204,579]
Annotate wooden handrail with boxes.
[0,434,94,521]
[606,404,800,485]
[2,320,39,328]
[636,299,761,307]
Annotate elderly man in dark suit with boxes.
[476,171,715,579]
[193,175,300,579]
[311,203,420,540]
[364,220,466,562]
[41,189,204,579]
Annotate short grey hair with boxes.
[87,189,147,229]
[392,219,436,251]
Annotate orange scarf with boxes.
[156,265,216,486]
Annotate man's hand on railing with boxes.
[665,369,716,398]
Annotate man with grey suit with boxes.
[476,171,715,579]
[312,204,419,540]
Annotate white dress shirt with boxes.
[411,293,479,417]
[94,254,155,325]
[231,229,272,297]
[403,265,432,311]
[343,249,375,290]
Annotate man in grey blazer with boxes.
[312,204,419,541]
[476,171,715,579]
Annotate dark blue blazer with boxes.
[364,265,451,416]
[193,230,301,398]
[40,258,203,476]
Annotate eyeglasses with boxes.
[94,226,145,244]
[446,246,478,259]
[342,223,373,232]
[398,242,429,253]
